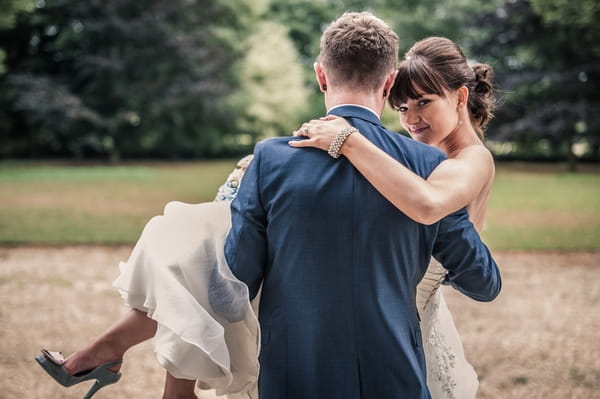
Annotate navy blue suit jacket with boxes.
[225,105,501,399]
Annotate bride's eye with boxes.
[398,105,408,113]
[418,99,431,107]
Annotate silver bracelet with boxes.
[327,126,358,158]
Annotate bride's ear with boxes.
[314,62,328,92]
[457,85,469,107]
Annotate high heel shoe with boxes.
[35,349,122,399]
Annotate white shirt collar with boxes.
[327,104,380,120]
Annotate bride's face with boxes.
[396,88,460,147]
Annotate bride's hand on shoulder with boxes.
[288,115,351,151]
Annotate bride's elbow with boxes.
[402,201,445,225]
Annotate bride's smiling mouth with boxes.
[410,126,428,135]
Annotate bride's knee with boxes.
[143,201,186,233]
[164,201,185,216]
[143,214,167,234]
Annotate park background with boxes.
[0,0,598,398]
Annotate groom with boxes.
[225,11,501,399]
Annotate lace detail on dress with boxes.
[418,259,479,399]
[423,294,457,399]
[416,259,447,314]
[214,155,254,202]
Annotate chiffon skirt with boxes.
[114,200,477,399]
[112,201,259,398]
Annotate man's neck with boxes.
[328,104,380,120]
[325,91,385,117]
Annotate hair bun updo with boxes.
[472,63,493,94]
[469,62,496,132]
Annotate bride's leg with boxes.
[63,308,157,374]
[162,372,197,399]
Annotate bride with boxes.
[35,36,496,399]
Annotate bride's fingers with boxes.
[319,115,339,121]
[293,124,311,137]
[288,138,311,147]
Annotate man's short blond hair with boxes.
[319,12,399,91]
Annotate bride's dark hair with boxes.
[389,37,496,138]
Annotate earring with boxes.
[322,84,327,91]
[383,90,387,97]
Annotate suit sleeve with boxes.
[224,143,268,300]
[432,209,501,302]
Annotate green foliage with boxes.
[232,21,310,140]
[0,0,35,74]
[0,0,34,29]
[465,0,600,165]
[262,1,341,124]
[0,0,599,162]
[531,0,600,50]
[266,0,335,63]
[0,50,5,75]
[371,0,502,52]
[0,0,258,160]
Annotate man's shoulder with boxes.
[383,127,444,156]
[255,136,290,150]
[362,125,447,177]
[369,124,446,157]
[251,136,302,165]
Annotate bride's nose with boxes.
[405,108,420,125]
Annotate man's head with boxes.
[317,12,399,94]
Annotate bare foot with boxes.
[63,341,122,375]
[60,309,156,376]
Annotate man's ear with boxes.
[314,62,328,92]
[383,69,398,97]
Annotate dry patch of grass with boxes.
[0,247,598,398]
[445,251,600,398]
[0,246,164,399]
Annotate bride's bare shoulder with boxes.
[456,144,494,169]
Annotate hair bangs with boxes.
[390,57,448,109]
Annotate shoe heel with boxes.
[82,380,103,399]
[82,366,121,399]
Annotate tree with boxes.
[0,0,261,160]
[466,0,600,167]
[231,21,310,143]
[0,0,34,74]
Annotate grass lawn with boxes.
[0,160,236,244]
[483,163,600,250]
[0,160,598,250]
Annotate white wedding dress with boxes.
[417,261,479,399]
[113,156,478,399]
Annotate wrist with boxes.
[328,126,359,158]
[338,130,361,156]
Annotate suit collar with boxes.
[326,104,382,126]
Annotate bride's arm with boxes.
[289,119,493,225]
[346,135,493,224]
